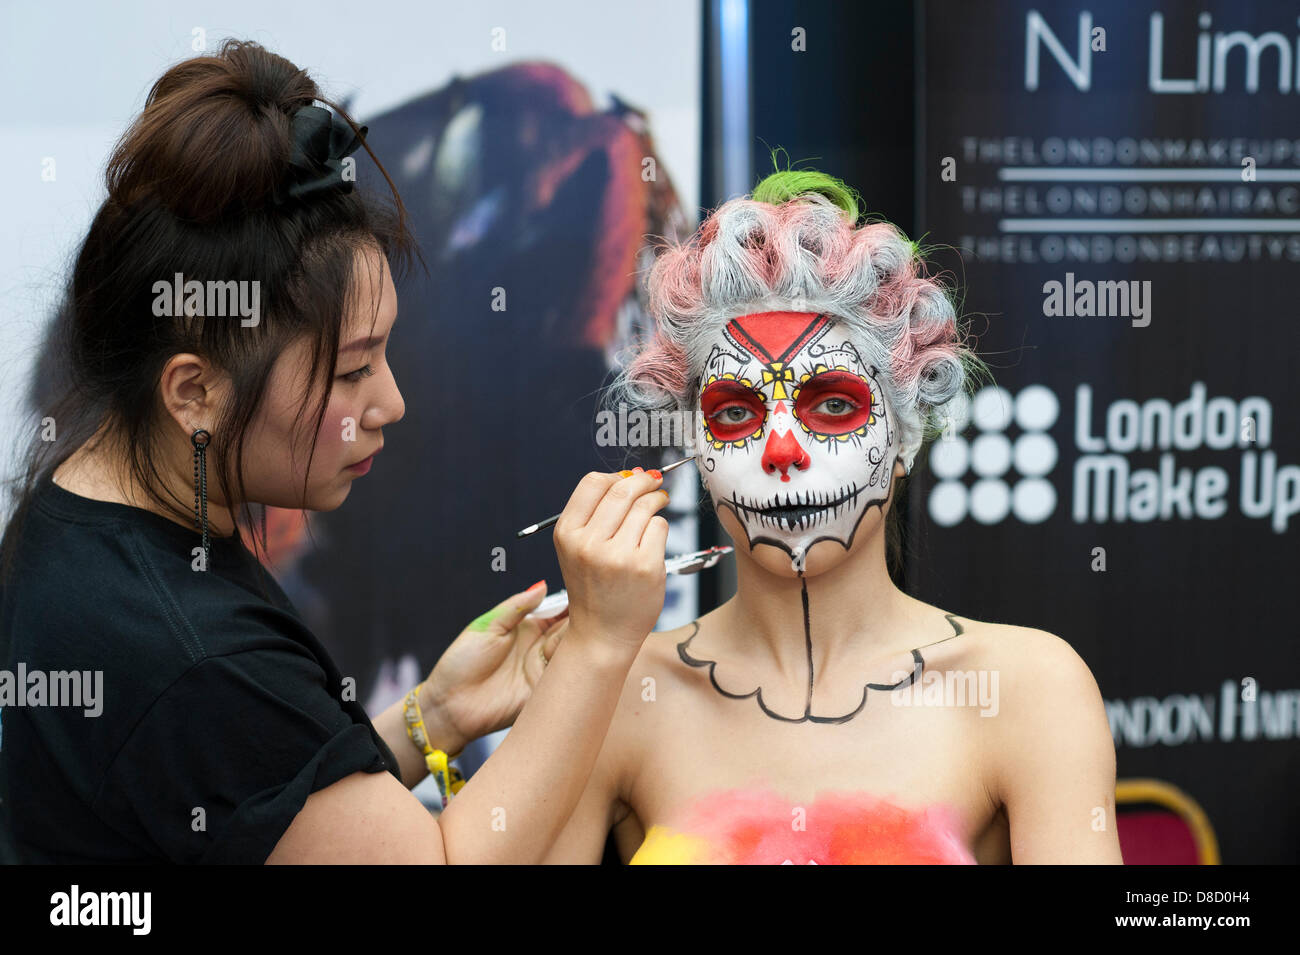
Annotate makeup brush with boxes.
[516,455,697,538]
[526,545,733,619]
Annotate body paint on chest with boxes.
[629,787,976,865]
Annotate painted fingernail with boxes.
[527,579,546,592]
[632,467,644,474]
[619,470,634,477]
[648,469,663,480]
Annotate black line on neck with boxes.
[800,573,813,719]
[675,608,966,725]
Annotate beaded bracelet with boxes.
[402,683,465,808]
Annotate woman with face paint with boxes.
[0,41,671,864]
[541,169,1124,864]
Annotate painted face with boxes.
[694,312,897,573]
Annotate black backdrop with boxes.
[743,0,1298,863]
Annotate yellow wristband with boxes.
[402,683,464,807]
[425,749,466,809]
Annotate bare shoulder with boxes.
[933,613,1112,769]
[927,612,1102,700]
[912,609,1108,751]
[938,615,1119,861]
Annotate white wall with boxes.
[0,0,701,513]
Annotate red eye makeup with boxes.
[793,371,873,434]
[701,379,766,442]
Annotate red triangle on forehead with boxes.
[726,312,829,364]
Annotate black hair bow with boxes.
[283,104,368,202]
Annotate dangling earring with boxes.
[191,429,211,564]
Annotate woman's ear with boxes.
[158,353,230,438]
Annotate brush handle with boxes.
[515,456,696,539]
[516,513,560,538]
[525,546,732,619]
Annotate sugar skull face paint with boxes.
[694,311,898,573]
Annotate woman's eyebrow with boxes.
[340,334,385,353]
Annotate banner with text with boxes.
[918,0,1299,863]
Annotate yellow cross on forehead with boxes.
[761,362,795,400]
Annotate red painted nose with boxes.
[761,429,811,482]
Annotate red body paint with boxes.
[653,788,976,864]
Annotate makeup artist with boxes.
[0,40,671,864]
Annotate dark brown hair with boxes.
[2,39,415,579]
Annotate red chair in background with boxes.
[1115,778,1220,865]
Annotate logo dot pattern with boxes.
[927,385,1059,526]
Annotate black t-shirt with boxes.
[0,472,401,864]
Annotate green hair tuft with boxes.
[751,148,861,224]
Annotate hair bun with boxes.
[221,39,312,112]
[106,39,319,220]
